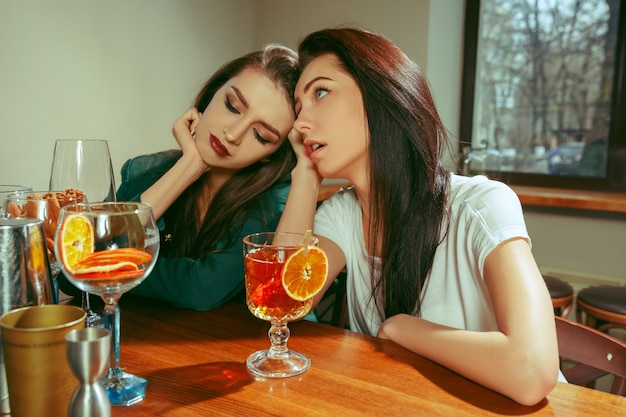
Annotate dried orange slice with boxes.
[73,269,145,281]
[76,248,152,268]
[282,246,328,301]
[58,213,94,273]
[74,261,139,275]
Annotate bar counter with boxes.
[111,296,626,416]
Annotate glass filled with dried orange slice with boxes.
[243,231,327,378]
[54,202,159,406]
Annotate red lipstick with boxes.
[210,134,230,156]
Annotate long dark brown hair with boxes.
[298,28,450,319]
[164,45,299,259]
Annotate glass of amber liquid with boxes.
[243,232,319,378]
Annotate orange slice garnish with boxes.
[73,248,152,280]
[74,261,139,275]
[76,248,152,268]
[282,246,328,301]
[73,269,146,280]
[58,213,94,273]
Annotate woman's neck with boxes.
[194,171,232,226]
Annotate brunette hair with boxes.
[164,45,299,258]
[298,28,450,318]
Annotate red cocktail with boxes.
[243,232,320,378]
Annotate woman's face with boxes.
[293,54,369,181]
[194,68,294,174]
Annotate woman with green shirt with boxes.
[60,44,298,310]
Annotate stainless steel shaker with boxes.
[0,217,54,414]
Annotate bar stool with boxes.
[543,275,574,318]
[576,285,626,332]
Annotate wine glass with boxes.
[0,185,33,216]
[3,189,85,303]
[54,202,159,406]
[243,231,319,378]
[50,139,116,326]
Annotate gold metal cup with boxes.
[0,304,86,417]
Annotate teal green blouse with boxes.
[117,150,290,311]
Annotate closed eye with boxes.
[225,97,240,114]
[254,129,271,145]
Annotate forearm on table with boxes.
[377,314,558,405]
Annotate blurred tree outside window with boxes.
[461,0,626,191]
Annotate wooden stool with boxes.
[576,286,626,332]
[544,275,574,318]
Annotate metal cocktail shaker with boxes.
[0,217,54,415]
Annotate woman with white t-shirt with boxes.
[277,27,559,406]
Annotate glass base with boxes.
[101,368,147,406]
[246,349,310,378]
[86,309,105,328]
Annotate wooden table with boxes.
[112,297,626,416]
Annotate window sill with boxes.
[511,185,626,214]
[318,181,626,213]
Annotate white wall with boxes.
[0,0,255,190]
[254,0,430,69]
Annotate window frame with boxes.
[460,0,626,192]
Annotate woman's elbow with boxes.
[510,371,558,406]
[506,351,559,406]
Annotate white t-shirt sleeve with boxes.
[455,177,530,278]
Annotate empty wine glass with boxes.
[50,139,116,326]
[55,202,159,406]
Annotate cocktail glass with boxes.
[55,202,159,406]
[243,231,319,378]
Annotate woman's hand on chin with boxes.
[173,108,201,153]
[173,108,208,173]
[288,129,322,185]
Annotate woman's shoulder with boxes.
[449,173,518,206]
[448,174,527,238]
[321,184,357,203]
[317,185,359,217]
[121,150,182,181]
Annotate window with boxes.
[460,0,626,192]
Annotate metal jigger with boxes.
[65,328,112,417]
[0,217,54,415]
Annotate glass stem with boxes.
[267,321,290,359]
[82,291,92,310]
[103,302,121,373]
